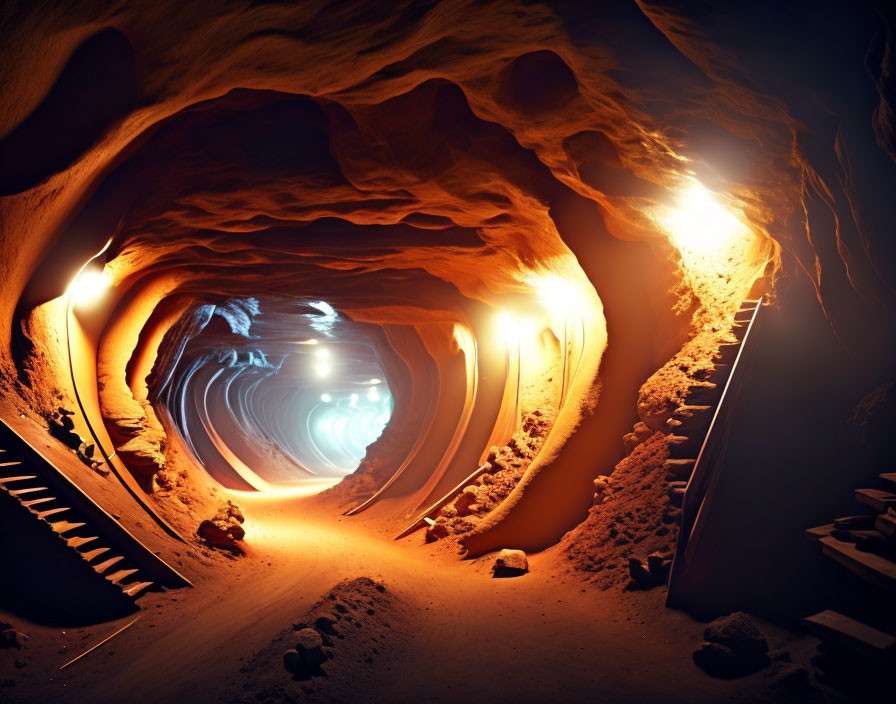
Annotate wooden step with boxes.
[880,473,896,490]
[93,556,124,574]
[876,512,896,540]
[683,383,718,406]
[0,475,36,484]
[667,435,701,459]
[79,547,110,562]
[664,459,696,480]
[9,486,48,496]
[106,569,138,585]
[66,535,99,549]
[122,581,154,598]
[36,506,69,520]
[820,536,896,591]
[50,520,86,535]
[855,488,896,512]
[833,515,876,530]
[805,524,835,542]
[20,496,55,508]
[803,610,896,660]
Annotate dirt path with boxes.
[3,493,830,704]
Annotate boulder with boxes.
[197,520,238,550]
[492,549,528,577]
[704,612,768,657]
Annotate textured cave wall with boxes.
[0,1,894,557]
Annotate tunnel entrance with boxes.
[151,296,393,495]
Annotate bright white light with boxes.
[67,268,112,307]
[296,338,319,345]
[349,393,359,405]
[367,387,380,402]
[496,312,534,341]
[536,276,580,314]
[660,181,752,256]
[368,378,382,385]
[315,347,330,359]
[314,363,330,377]
[320,393,331,402]
[496,311,517,340]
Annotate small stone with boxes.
[633,421,653,442]
[492,549,528,577]
[647,552,672,582]
[0,628,27,649]
[295,628,326,667]
[627,557,655,589]
[425,523,449,542]
[454,490,478,517]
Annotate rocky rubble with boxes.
[237,577,412,703]
[425,411,550,542]
[197,500,245,552]
[561,433,676,588]
[0,622,27,649]
[693,612,770,678]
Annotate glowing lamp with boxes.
[314,362,330,377]
[661,181,753,256]
[315,347,329,358]
[320,393,331,402]
[496,311,519,340]
[536,276,580,314]
[67,268,111,307]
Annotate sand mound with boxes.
[559,433,677,589]
[233,577,416,703]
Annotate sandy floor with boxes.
[0,488,844,704]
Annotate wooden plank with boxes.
[855,488,896,512]
[803,610,896,660]
[805,524,835,542]
[880,473,896,489]
[820,536,896,591]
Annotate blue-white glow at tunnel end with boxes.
[308,380,394,475]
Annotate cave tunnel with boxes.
[1,2,896,702]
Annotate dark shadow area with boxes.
[0,27,137,196]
